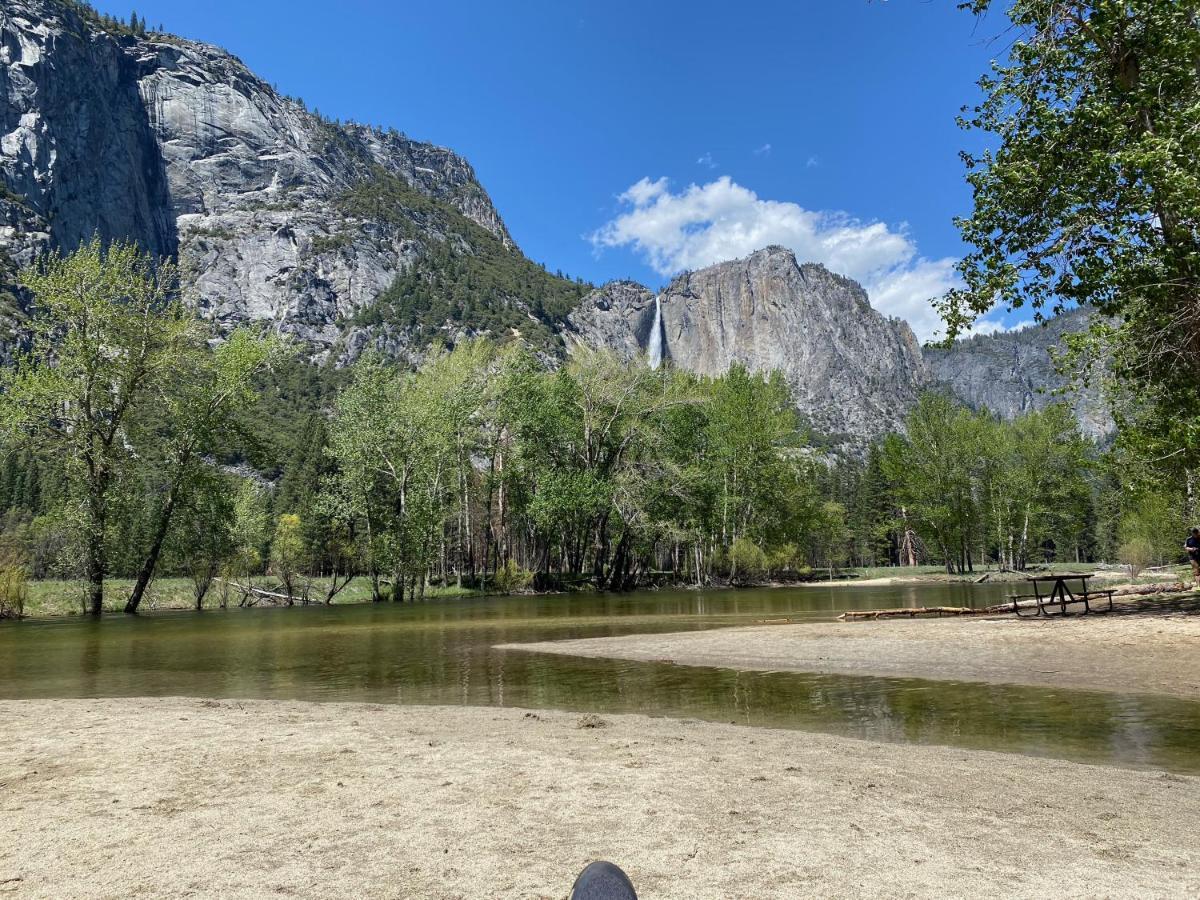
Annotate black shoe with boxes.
[569,861,637,899]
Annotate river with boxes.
[2,582,1198,773]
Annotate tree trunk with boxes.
[84,543,104,616]
[1019,509,1030,571]
[193,568,214,611]
[84,484,107,616]
[125,489,178,614]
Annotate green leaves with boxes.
[952,1,1200,473]
[883,394,1095,571]
[4,238,191,449]
[0,239,281,612]
[324,339,822,588]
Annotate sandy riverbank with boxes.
[806,568,1184,588]
[503,602,1200,699]
[1,698,1198,899]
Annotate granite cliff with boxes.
[567,249,1111,443]
[0,0,581,363]
[567,247,929,440]
[925,309,1111,440]
[0,0,1108,445]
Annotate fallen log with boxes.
[841,598,1048,620]
[838,606,975,621]
[214,579,307,606]
[1113,582,1188,596]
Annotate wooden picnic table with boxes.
[1010,572,1114,617]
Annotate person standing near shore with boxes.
[1186,529,1200,582]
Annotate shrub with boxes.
[1118,537,1155,580]
[492,559,533,594]
[728,537,767,583]
[766,543,800,575]
[0,560,29,619]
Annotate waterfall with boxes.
[647,295,663,370]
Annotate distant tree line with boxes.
[0,241,1189,616]
[949,1,1200,507]
[60,2,163,38]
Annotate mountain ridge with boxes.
[568,247,1109,443]
[1,0,584,365]
[0,0,1109,443]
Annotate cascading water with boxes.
[647,294,664,370]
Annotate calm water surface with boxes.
[2,582,1198,774]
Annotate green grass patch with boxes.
[25,577,196,616]
[20,576,488,617]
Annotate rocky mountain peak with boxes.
[567,246,931,442]
[0,1,1111,446]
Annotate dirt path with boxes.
[502,610,1200,699]
[1,698,1198,899]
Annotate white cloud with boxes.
[591,176,961,341]
[754,143,772,156]
[806,156,820,168]
[696,152,717,169]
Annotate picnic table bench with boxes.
[1008,572,1114,617]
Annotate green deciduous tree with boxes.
[325,352,448,602]
[882,394,987,574]
[166,471,237,610]
[0,241,279,614]
[0,240,193,614]
[124,327,283,612]
[270,513,307,603]
[947,1,1200,475]
[226,480,271,606]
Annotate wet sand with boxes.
[503,608,1200,699]
[1,698,1198,899]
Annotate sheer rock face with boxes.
[564,281,657,359]
[0,2,174,266]
[569,248,930,441]
[0,0,509,356]
[570,249,1113,444]
[925,309,1113,440]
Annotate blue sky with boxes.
[97,0,1016,338]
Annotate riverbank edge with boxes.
[1,697,1197,899]
[10,564,1161,620]
[499,595,1200,700]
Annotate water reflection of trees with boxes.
[2,598,1198,774]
